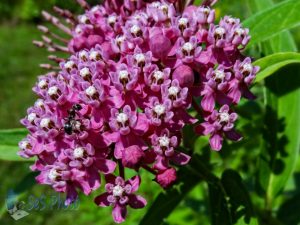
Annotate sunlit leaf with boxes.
[243,0,300,47]
[254,52,300,83]
[0,129,33,161]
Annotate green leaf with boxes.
[248,0,300,208]
[236,217,259,225]
[243,0,300,47]
[139,157,203,225]
[0,128,34,161]
[277,192,300,225]
[221,170,254,223]
[208,183,232,225]
[262,65,300,204]
[254,52,300,83]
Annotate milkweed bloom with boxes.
[20,0,258,222]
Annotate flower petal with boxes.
[128,195,147,209]
[94,193,110,207]
[112,203,127,223]
[127,175,141,193]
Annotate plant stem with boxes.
[118,160,125,178]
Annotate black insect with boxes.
[64,104,82,135]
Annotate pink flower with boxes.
[20,0,258,222]
[94,175,147,223]
[195,105,242,151]
[156,167,177,188]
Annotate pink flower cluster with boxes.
[19,0,258,223]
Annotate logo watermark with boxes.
[6,189,80,221]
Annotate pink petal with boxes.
[112,204,127,224]
[95,159,117,174]
[209,133,223,151]
[128,195,147,209]
[171,151,191,166]
[127,175,141,193]
[94,193,110,207]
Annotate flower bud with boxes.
[87,35,104,48]
[68,36,87,52]
[150,34,172,59]
[156,168,177,189]
[172,65,194,87]
[122,145,145,169]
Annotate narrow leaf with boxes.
[254,52,300,83]
[243,0,300,47]
[221,170,254,223]
[0,129,33,161]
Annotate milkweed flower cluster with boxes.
[19,0,258,223]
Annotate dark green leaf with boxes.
[221,170,254,223]
[277,193,300,225]
[139,162,202,225]
[208,183,232,225]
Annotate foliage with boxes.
[0,0,300,225]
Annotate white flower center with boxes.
[215,27,226,36]
[182,42,194,52]
[35,99,44,108]
[74,121,82,130]
[235,28,245,36]
[48,86,59,96]
[48,169,59,181]
[151,2,161,8]
[116,113,128,124]
[65,61,75,69]
[108,15,117,24]
[80,67,91,78]
[130,25,141,35]
[79,50,88,60]
[20,141,29,150]
[113,185,124,197]
[153,71,164,81]
[40,118,51,128]
[91,6,99,13]
[227,17,237,24]
[28,113,37,122]
[168,86,179,96]
[201,7,210,14]
[85,86,97,97]
[242,63,253,74]
[179,18,188,26]
[135,53,145,64]
[159,136,170,147]
[215,70,225,80]
[219,112,230,123]
[116,36,126,44]
[74,147,85,158]
[119,70,129,80]
[38,80,48,89]
[79,15,89,24]
[75,26,82,34]
[154,104,166,116]
[160,4,168,13]
[89,51,101,61]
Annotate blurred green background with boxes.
[0,1,300,225]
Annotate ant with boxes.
[64,104,82,135]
